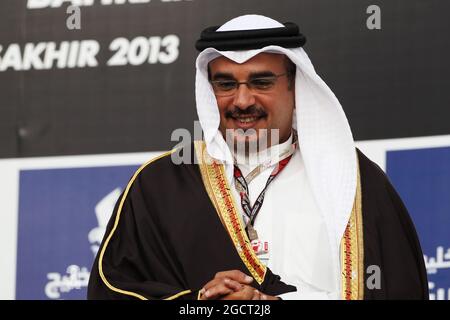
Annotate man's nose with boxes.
[232,83,256,109]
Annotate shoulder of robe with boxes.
[355,147,404,218]
[131,142,198,188]
[356,148,389,185]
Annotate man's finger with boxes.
[214,270,253,284]
[202,278,222,292]
[203,284,234,300]
[203,277,242,292]
[252,290,261,300]
[224,278,243,291]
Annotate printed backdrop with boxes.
[0,0,449,299]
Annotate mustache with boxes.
[225,106,268,119]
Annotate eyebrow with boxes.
[211,71,277,80]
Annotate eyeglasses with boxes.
[210,73,289,97]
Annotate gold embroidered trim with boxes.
[194,141,266,284]
[340,158,364,300]
[98,149,192,300]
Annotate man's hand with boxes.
[220,284,261,300]
[199,270,254,300]
[221,288,280,300]
[260,294,280,300]
[199,270,281,300]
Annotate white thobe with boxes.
[231,135,340,299]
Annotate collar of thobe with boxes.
[194,15,357,292]
[233,132,294,176]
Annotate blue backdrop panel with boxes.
[387,147,450,300]
[16,165,138,300]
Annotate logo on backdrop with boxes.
[88,188,122,257]
[16,165,137,299]
[387,146,450,300]
[45,188,121,299]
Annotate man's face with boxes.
[208,53,295,150]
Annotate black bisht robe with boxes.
[87,144,428,300]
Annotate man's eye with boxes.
[251,78,275,89]
[216,81,236,90]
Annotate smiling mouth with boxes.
[230,115,266,130]
[234,116,260,123]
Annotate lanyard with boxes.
[233,141,296,241]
